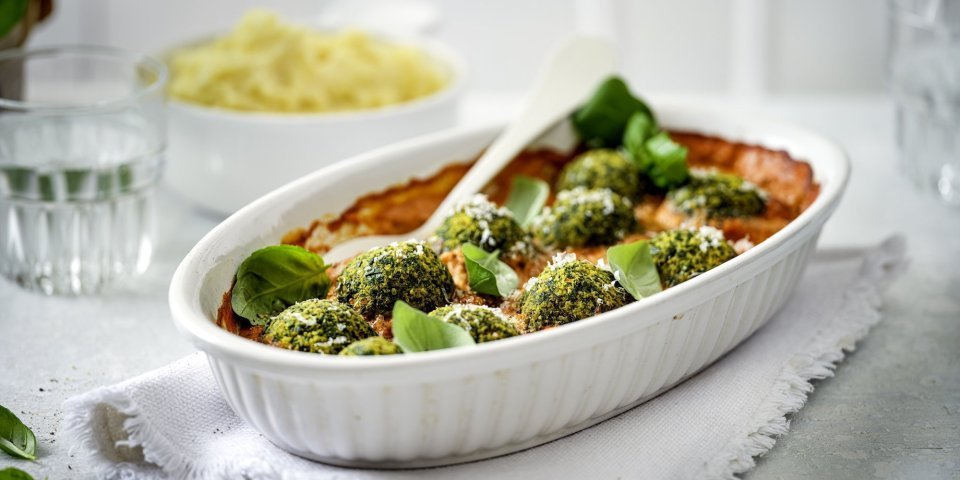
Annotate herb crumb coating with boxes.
[532,187,637,248]
[435,194,528,254]
[337,240,454,317]
[556,148,642,199]
[430,304,520,343]
[520,253,631,331]
[264,299,374,354]
[668,170,766,219]
[649,226,736,287]
[339,337,403,356]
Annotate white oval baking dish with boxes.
[169,99,849,468]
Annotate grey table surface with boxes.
[0,95,957,479]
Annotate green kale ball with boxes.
[556,149,641,199]
[531,187,637,248]
[337,240,454,317]
[667,170,767,218]
[520,253,631,331]
[429,304,520,343]
[435,194,527,253]
[338,337,403,356]
[263,299,374,355]
[648,226,736,287]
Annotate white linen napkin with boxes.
[62,236,907,480]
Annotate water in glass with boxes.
[890,0,960,207]
[0,47,166,294]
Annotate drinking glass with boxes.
[0,46,167,295]
[889,0,960,207]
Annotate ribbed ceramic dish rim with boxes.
[162,36,467,123]
[169,99,850,381]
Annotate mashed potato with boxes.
[168,10,449,113]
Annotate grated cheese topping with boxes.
[548,251,578,268]
[690,168,769,199]
[313,335,349,348]
[438,303,512,327]
[365,239,430,271]
[289,311,315,326]
[733,236,755,255]
[451,194,515,220]
[692,225,726,252]
[595,258,611,272]
[555,186,631,214]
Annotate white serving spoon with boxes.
[323,36,617,263]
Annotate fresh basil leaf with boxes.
[623,111,657,170]
[461,243,519,297]
[0,404,36,461]
[504,175,549,227]
[0,467,35,480]
[0,0,28,38]
[391,301,476,353]
[231,245,331,325]
[573,76,655,148]
[642,132,690,189]
[607,240,662,300]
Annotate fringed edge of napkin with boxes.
[61,354,207,480]
[704,235,909,479]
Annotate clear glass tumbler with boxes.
[0,46,167,295]
[889,0,960,207]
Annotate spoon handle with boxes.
[324,36,618,263]
[421,36,617,232]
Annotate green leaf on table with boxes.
[0,404,36,461]
[607,240,662,300]
[504,175,549,227]
[573,76,655,148]
[462,243,519,297]
[231,245,331,325]
[391,301,476,353]
[0,467,35,480]
[0,0,28,38]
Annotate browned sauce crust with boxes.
[655,132,820,243]
[217,290,264,341]
[285,149,570,254]
[222,132,819,341]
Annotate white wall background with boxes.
[25,0,889,97]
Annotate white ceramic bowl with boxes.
[163,37,466,215]
[169,100,849,468]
